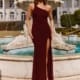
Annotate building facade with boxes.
[57,0,80,27]
[0,0,25,22]
[0,0,80,27]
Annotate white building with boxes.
[0,0,25,22]
[57,0,80,27]
[0,0,80,27]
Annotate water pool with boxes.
[0,37,80,56]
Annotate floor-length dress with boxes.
[32,5,53,80]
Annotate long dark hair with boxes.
[34,0,47,5]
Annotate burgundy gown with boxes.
[32,5,53,80]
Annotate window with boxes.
[63,0,72,8]
[9,0,14,8]
[21,12,25,21]
[10,12,14,20]
[0,12,3,19]
[0,0,3,8]
[74,0,79,7]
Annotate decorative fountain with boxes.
[0,0,79,80]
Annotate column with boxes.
[3,0,6,21]
[79,0,80,7]
[14,0,17,20]
[72,0,75,13]
[57,7,61,27]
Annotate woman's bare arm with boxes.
[25,4,33,39]
[48,6,57,35]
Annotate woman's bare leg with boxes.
[46,38,50,80]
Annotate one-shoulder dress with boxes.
[32,5,53,80]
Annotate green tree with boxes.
[60,14,76,27]
[74,9,80,25]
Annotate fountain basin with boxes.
[0,36,79,80]
[0,55,80,80]
[0,55,32,80]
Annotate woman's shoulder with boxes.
[28,3,35,10]
[46,4,52,11]
[28,3,34,10]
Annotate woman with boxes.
[26,0,54,80]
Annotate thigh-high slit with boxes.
[32,37,53,80]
